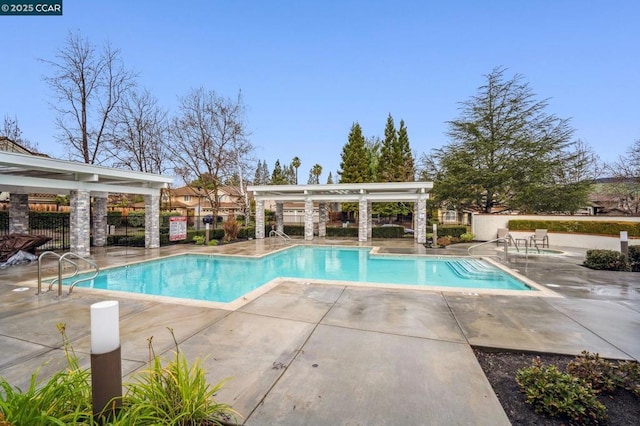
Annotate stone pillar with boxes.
[318,202,327,237]
[415,196,427,244]
[92,196,108,247]
[276,202,284,233]
[358,197,368,242]
[144,194,160,249]
[9,193,29,235]
[255,199,265,239]
[367,201,372,239]
[304,198,314,241]
[70,190,91,257]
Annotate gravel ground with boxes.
[474,350,640,425]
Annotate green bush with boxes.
[283,225,304,236]
[208,239,219,246]
[438,225,468,238]
[509,219,640,237]
[238,226,255,239]
[459,232,475,242]
[584,249,627,271]
[326,226,359,237]
[629,245,640,272]
[108,211,123,226]
[28,212,69,230]
[372,226,405,238]
[126,211,145,227]
[193,235,205,245]
[516,357,607,424]
[437,236,452,247]
[617,360,640,397]
[567,351,617,393]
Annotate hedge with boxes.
[584,249,627,271]
[436,225,468,238]
[509,220,640,237]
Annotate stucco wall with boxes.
[472,214,640,250]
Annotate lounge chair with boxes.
[529,229,549,248]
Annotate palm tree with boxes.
[291,156,301,184]
[308,163,323,184]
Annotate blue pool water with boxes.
[74,246,532,302]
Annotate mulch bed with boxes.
[474,349,640,425]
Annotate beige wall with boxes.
[472,214,640,250]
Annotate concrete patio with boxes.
[0,239,638,425]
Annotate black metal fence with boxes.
[0,211,70,251]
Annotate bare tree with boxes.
[603,139,640,215]
[2,115,39,152]
[167,88,253,225]
[106,89,168,174]
[41,31,136,164]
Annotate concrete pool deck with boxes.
[1,238,638,425]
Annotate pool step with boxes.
[447,259,505,281]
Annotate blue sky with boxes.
[1,0,639,182]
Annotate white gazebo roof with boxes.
[0,151,173,196]
[248,182,433,202]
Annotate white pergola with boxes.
[0,151,173,256]
[247,182,433,243]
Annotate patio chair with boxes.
[496,228,511,245]
[529,229,549,248]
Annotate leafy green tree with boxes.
[291,156,301,184]
[432,67,577,213]
[339,122,371,183]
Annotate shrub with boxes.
[326,226,359,237]
[126,211,145,227]
[629,245,640,272]
[208,239,219,246]
[0,323,92,425]
[437,225,467,238]
[567,351,617,393]
[437,236,452,247]
[459,232,475,242]
[222,218,240,241]
[617,360,640,397]
[372,226,405,238]
[192,235,205,245]
[516,357,607,424]
[509,219,640,237]
[122,328,237,425]
[584,249,627,271]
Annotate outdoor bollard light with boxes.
[620,231,629,258]
[90,300,122,420]
[205,222,210,244]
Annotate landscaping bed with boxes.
[475,350,640,425]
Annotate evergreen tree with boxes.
[253,160,263,184]
[338,122,370,183]
[366,136,381,182]
[327,172,334,184]
[378,114,398,181]
[397,119,415,181]
[270,159,288,184]
[261,161,270,184]
[433,67,576,213]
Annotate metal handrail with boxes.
[269,229,291,242]
[467,238,511,262]
[38,251,99,296]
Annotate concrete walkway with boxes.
[0,239,638,425]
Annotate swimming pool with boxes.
[71,246,533,303]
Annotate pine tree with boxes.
[397,120,415,181]
[261,161,270,184]
[254,160,263,184]
[326,172,334,184]
[338,122,371,183]
[270,159,288,184]
[378,114,398,181]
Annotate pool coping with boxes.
[24,244,561,310]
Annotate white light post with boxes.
[620,231,629,259]
[90,301,122,419]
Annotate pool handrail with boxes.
[38,251,99,296]
[467,238,512,262]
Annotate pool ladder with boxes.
[37,251,100,296]
[269,229,291,244]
